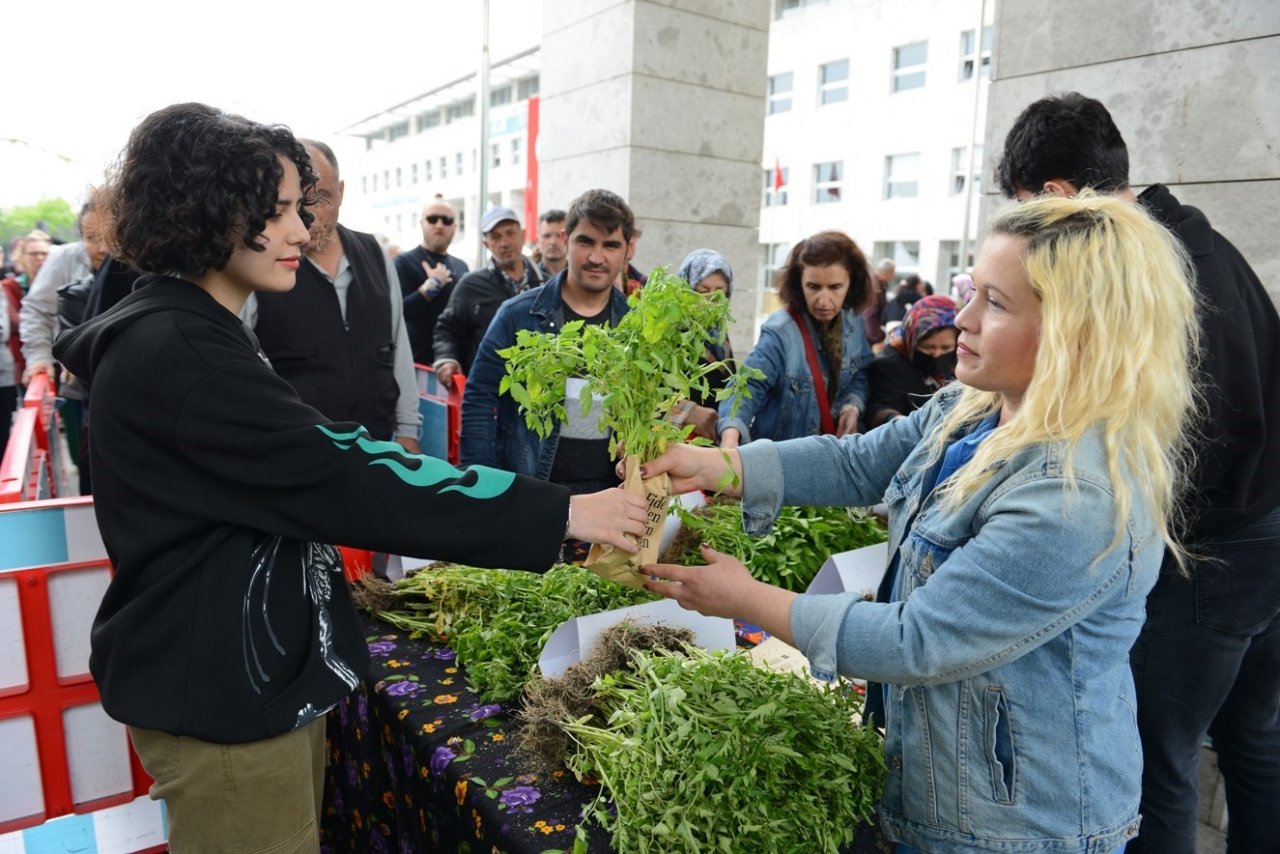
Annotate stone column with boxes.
[983,0,1280,306]
[539,0,771,347]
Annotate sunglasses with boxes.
[424,215,455,226]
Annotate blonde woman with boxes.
[638,193,1199,853]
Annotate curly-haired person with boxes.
[53,102,647,853]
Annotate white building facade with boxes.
[759,0,992,306]
[341,0,993,327]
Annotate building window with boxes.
[490,85,512,107]
[960,27,993,80]
[372,174,379,192]
[761,242,791,289]
[776,0,829,19]
[511,137,522,165]
[763,166,789,207]
[396,213,403,233]
[395,167,402,188]
[445,98,475,122]
[440,156,447,179]
[362,176,368,194]
[885,153,920,198]
[388,120,410,141]
[873,240,921,272]
[813,161,843,203]
[768,73,793,114]
[491,142,501,169]
[416,110,441,132]
[893,41,928,92]
[950,145,983,194]
[456,152,465,176]
[383,169,390,189]
[939,240,976,285]
[411,163,419,185]
[819,60,849,105]
[517,76,540,100]
[425,159,433,183]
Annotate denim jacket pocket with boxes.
[902,527,955,589]
[984,686,1017,805]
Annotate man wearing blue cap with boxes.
[432,206,542,390]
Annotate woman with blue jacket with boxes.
[717,231,872,448]
[641,194,1199,853]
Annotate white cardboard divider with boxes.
[539,598,735,679]
[659,490,706,555]
[804,542,890,598]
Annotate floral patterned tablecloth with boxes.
[321,616,889,853]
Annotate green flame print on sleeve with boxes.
[316,425,516,499]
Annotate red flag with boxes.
[774,158,785,192]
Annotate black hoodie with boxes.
[55,276,569,743]
[1139,184,1280,538]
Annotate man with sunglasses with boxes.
[395,196,469,365]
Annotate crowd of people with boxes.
[0,90,1276,854]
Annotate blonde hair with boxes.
[930,192,1200,567]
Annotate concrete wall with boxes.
[540,0,771,347]
[982,0,1280,307]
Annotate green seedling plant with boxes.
[561,647,886,853]
[498,267,761,488]
[673,502,888,592]
[375,563,656,702]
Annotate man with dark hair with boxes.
[460,189,633,498]
[998,92,1280,854]
[432,206,543,391]
[244,140,423,452]
[535,208,567,279]
[395,195,469,365]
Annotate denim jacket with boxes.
[739,387,1158,852]
[459,273,630,478]
[718,306,871,443]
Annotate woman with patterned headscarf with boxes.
[674,248,736,440]
[867,294,958,427]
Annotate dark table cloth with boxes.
[321,616,889,854]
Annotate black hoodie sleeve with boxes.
[175,358,569,571]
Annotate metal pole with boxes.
[476,0,492,270]
[958,0,989,280]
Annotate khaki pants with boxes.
[128,718,326,853]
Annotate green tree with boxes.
[0,198,78,247]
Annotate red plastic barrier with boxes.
[0,408,45,504]
[0,557,153,836]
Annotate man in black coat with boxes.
[432,206,541,390]
[997,92,1280,854]
[394,196,469,365]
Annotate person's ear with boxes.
[1041,178,1079,198]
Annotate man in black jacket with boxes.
[395,195,469,365]
[997,92,1280,854]
[432,206,542,390]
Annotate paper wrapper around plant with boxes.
[586,455,670,589]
